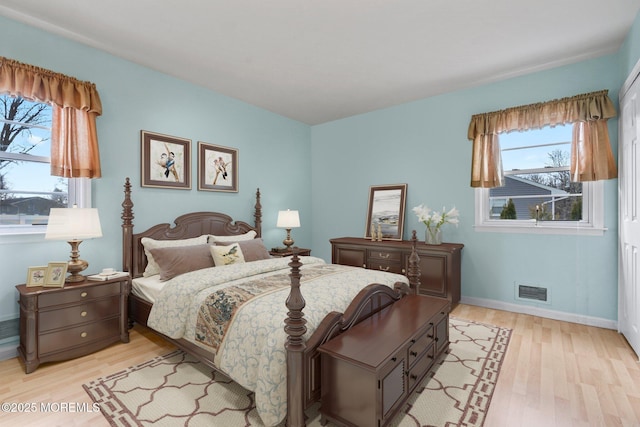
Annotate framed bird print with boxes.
[141,130,191,190]
[197,141,238,192]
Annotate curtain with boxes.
[0,56,102,178]
[467,90,617,188]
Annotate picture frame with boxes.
[197,141,238,192]
[26,266,47,287]
[43,262,68,287]
[141,130,191,189]
[365,184,408,241]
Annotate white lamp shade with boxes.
[45,208,103,240]
[277,210,300,228]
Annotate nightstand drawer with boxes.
[39,317,120,355]
[38,282,121,308]
[39,295,121,332]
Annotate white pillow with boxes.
[210,243,245,266]
[208,230,257,243]
[141,235,208,277]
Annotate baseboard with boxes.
[461,296,617,330]
[0,340,18,362]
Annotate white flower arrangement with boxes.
[412,204,460,232]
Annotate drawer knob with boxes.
[410,374,417,380]
[410,339,416,344]
[80,292,88,298]
[378,252,390,259]
[410,351,418,357]
[378,266,390,272]
[81,311,87,317]
[391,357,397,362]
[81,332,87,338]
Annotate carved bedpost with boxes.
[254,188,262,237]
[122,177,134,274]
[285,250,306,427]
[406,230,421,295]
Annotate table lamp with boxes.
[45,206,103,283]
[276,209,300,249]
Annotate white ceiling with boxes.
[1,0,639,125]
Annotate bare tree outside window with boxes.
[0,94,67,227]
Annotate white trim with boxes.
[461,296,617,330]
[0,341,18,362]
[474,181,605,236]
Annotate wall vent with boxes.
[518,285,548,302]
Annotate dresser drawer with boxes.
[38,282,121,308]
[39,295,121,332]
[368,260,403,274]
[408,324,434,367]
[39,317,120,355]
[368,249,402,262]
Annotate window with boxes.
[0,95,90,236]
[475,124,604,235]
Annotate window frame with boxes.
[0,96,92,238]
[474,126,605,236]
[475,179,604,235]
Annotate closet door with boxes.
[619,73,640,359]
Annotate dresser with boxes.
[16,276,130,373]
[318,295,450,427]
[330,237,463,305]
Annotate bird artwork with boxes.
[221,245,240,265]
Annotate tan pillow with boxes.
[216,238,271,262]
[210,243,245,266]
[208,230,257,243]
[148,244,214,281]
[141,235,209,277]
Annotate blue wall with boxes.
[311,55,623,323]
[2,10,640,338]
[0,16,312,326]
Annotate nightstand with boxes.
[16,275,130,374]
[269,247,312,257]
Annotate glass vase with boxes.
[425,227,442,245]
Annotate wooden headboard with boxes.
[121,177,262,278]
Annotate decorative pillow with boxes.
[148,244,214,281]
[216,238,271,262]
[208,230,257,243]
[210,243,245,266]
[141,235,208,277]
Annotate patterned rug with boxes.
[84,317,511,427]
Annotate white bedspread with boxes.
[147,256,408,426]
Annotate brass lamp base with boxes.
[66,240,89,283]
[282,228,294,249]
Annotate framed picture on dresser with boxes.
[365,184,407,240]
[43,262,68,287]
[26,266,47,287]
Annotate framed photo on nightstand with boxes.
[43,262,68,287]
[26,266,47,287]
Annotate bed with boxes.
[120,177,421,427]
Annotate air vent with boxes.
[518,285,548,302]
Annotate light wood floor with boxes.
[1,304,639,426]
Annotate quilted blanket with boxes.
[147,256,408,426]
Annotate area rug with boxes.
[84,317,511,427]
